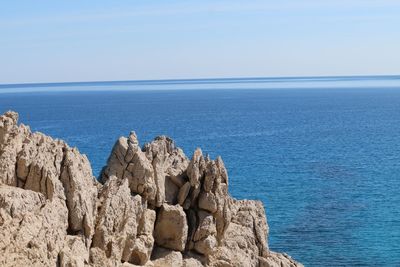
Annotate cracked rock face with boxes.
[0,111,302,267]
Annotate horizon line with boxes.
[1,74,400,89]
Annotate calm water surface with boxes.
[1,76,400,266]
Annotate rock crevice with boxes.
[0,111,302,267]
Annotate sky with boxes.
[0,0,399,84]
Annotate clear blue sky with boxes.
[1,0,399,84]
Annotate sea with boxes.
[1,76,400,266]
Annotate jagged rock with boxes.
[102,137,129,179]
[0,111,18,144]
[18,132,65,199]
[58,236,89,267]
[0,185,68,266]
[187,148,205,188]
[209,200,270,266]
[102,134,157,204]
[129,209,156,265]
[0,111,30,186]
[0,112,99,245]
[201,157,232,243]
[178,181,191,206]
[0,111,302,267]
[102,133,190,208]
[144,136,189,180]
[60,147,98,241]
[154,204,188,251]
[143,136,189,207]
[186,148,205,205]
[193,211,217,255]
[92,176,144,263]
[232,200,269,255]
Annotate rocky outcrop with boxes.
[0,111,98,266]
[0,111,302,267]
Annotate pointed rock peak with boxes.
[193,148,203,159]
[150,135,177,153]
[0,111,19,144]
[216,156,228,185]
[187,148,206,187]
[128,131,139,146]
[3,110,19,124]
[190,148,206,167]
[154,135,173,143]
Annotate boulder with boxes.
[198,192,217,213]
[154,204,188,251]
[152,247,183,267]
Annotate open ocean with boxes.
[1,76,400,266]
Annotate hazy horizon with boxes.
[1,1,399,83]
[1,75,400,95]
[1,74,400,87]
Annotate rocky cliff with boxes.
[0,111,302,267]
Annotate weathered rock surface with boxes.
[92,176,144,263]
[0,111,302,267]
[154,204,188,251]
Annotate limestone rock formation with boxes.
[0,111,302,267]
[92,176,144,263]
[154,204,188,251]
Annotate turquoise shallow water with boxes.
[1,76,400,266]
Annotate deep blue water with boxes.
[1,76,400,266]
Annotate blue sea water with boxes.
[1,76,400,266]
